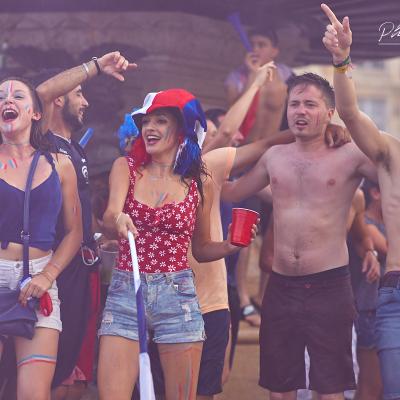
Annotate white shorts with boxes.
[0,254,62,332]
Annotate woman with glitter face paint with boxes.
[99,89,255,399]
[0,52,135,400]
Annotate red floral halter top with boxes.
[116,156,199,273]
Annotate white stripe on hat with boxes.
[131,92,159,118]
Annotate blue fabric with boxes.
[355,310,377,349]
[349,215,386,311]
[0,152,61,251]
[99,268,205,343]
[376,287,400,399]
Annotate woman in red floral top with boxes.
[98,89,254,399]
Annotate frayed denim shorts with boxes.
[99,268,205,343]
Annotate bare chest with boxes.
[268,153,355,202]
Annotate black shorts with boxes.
[259,266,356,394]
[149,309,230,396]
[197,309,230,395]
[227,284,241,368]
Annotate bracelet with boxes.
[48,260,62,271]
[82,62,90,78]
[366,249,378,257]
[333,55,351,68]
[115,212,125,224]
[91,57,102,75]
[334,65,351,74]
[40,270,56,284]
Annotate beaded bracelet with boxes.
[333,55,352,74]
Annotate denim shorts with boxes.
[99,268,205,343]
[355,310,377,349]
[376,286,400,400]
[0,254,62,332]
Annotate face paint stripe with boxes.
[17,359,57,368]
[17,353,57,368]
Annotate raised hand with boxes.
[98,51,138,82]
[253,61,277,88]
[245,52,262,73]
[321,3,352,64]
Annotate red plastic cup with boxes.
[230,208,259,247]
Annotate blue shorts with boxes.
[376,286,400,400]
[98,268,205,343]
[355,310,377,349]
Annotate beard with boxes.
[62,99,84,133]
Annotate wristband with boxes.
[115,212,126,224]
[48,260,62,271]
[40,270,56,284]
[366,249,378,257]
[91,57,102,75]
[82,62,90,78]
[333,55,351,68]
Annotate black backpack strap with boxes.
[21,151,41,280]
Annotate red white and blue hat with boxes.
[131,89,207,148]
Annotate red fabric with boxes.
[146,89,195,115]
[116,156,199,273]
[76,271,100,382]
[239,91,259,138]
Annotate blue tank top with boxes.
[0,152,62,251]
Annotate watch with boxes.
[91,57,102,75]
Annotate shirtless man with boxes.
[222,72,376,399]
[321,4,400,399]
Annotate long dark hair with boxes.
[0,77,51,151]
[130,107,209,203]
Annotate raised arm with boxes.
[203,62,276,153]
[37,52,136,104]
[245,68,287,143]
[321,3,389,164]
[36,52,137,131]
[221,151,270,203]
